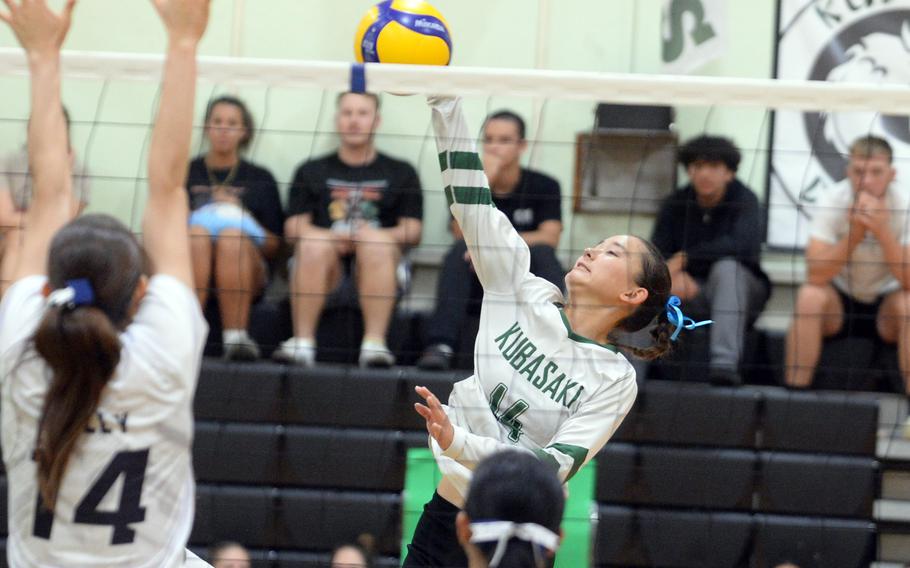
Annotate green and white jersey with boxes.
[428,97,638,504]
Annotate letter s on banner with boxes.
[661,0,727,74]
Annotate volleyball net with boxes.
[0,48,905,565]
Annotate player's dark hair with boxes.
[484,110,526,140]
[31,214,146,509]
[336,91,382,110]
[678,134,741,172]
[613,237,674,361]
[204,95,255,151]
[464,451,564,568]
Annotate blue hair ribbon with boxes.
[665,295,712,341]
[47,278,95,310]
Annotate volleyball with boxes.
[354,0,452,66]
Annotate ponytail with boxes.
[32,302,121,510]
[617,317,675,362]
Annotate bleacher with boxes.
[0,358,901,565]
[185,359,891,567]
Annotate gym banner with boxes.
[769,0,910,249]
[661,0,727,74]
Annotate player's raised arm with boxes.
[0,0,76,282]
[144,0,209,288]
[428,96,532,295]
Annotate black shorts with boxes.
[831,287,885,340]
[402,491,467,568]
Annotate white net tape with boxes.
[1,47,910,112]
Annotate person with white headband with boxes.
[456,451,564,568]
[0,0,211,566]
[403,95,710,567]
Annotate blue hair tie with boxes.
[47,278,95,310]
[665,295,712,341]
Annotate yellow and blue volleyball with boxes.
[354,0,452,66]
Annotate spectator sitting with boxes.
[456,451,564,568]
[417,110,564,371]
[186,95,285,361]
[331,542,371,567]
[208,540,251,568]
[785,136,910,404]
[651,135,770,385]
[0,105,91,288]
[276,92,423,368]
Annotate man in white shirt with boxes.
[785,136,910,400]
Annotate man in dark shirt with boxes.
[651,135,770,385]
[417,110,564,370]
[276,92,423,368]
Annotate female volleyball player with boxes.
[404,96,704,566]
[0,0,210,566]
[457,451,564,568]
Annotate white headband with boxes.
[47,286,77,307]
[469,521,560,568]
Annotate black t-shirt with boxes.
[287,152,423,230]
[650,178,769,286]
[185,157,285,237]
[491,169,562,232]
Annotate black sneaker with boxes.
[416,344,454,371]
[709,368,743,387]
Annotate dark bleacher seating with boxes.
[614,381,760,448]
[0,478,6,538]
[637,446,754,510]
[278,490,400,555]
[239,550,399,568]
[596,443,638,504]
[192,485,274,548]
[595,506,753,567]
[595,505,647,566]
[194,422,426,490]
[195,360,286,423]
[192,486,400,555]
[753,515,875,568]
[283,366,462,430]
[187,361,882,565]
[757,453,877,518]
[597,445,755,510]
[637,509,753,568]
[194,422,281,485]
[194,362,466,429]
[761,389,878,455]
[280,427,426,490]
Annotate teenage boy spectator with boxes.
[417,110,563,371]
[651,135,770,385]
[277,92,423,368]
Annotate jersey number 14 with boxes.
[489,383,529,443]
[33,449,149,545]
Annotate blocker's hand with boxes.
[0,0,76,56]
[415,385,454,451]
[151,0,209,46]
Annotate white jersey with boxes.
[0,275,207,567]
[810,179,910,303]
[428,97,638,506]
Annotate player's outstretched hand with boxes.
[0,0,76,56]
[415,385,454,451]
[151,0,209,46]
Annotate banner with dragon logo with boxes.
[769,0,910,249]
